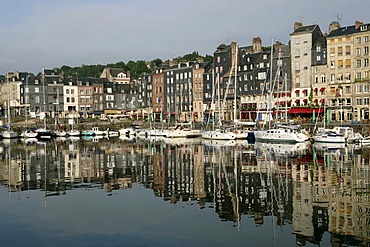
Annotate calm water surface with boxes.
[0,137,369,247]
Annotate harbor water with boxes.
[0,137,369,247]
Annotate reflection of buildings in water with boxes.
[1,139,369,245]
[311,146,370,244]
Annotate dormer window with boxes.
[360,25,368,31]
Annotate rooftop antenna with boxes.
[334,13,342,24]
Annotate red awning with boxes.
[302,89,307,93]
[303,99,308,102]
[295,90,300,93]
[287,92,291,97]
[295,99,300,103]
[314,99,318,102]
[288,107,324,114]
[281,93,285,97]
[320,99,325,103]
[314,88,318,92]
[320,87,325,92]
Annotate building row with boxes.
[1,20,370,123]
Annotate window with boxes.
[357,37,362,44]
[338,47,343,55]
[321,74,326,83]
[346,86,351,94]
[364,84,369,93]
[357,85,362,93]
[357,60,362,68]
[357,72,362,80]
[330,47,335,56]
[365,97,370,105]
[66,89,70,94]
[338,74,343,82]
[365,58,369,67]
[357,48,361,56]
[295,77,300,85]
[365,36,369,43]
[356,98,362,105]
[345,46,351,55]
[330,61,335,68]
[316,46,321,52]
[338,60,343,68]
[330,74,335,83]
[35,96,40,104]
[35,87,39,93]
[257,72,266,80]
[365,46,369,55]
[295,61,300,70]
[295,38,300,44]
[346,59,351,68]
[316,55,321,61]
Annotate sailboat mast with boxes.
[42,68,47,129]
[268,39,274,129]
[6,73,10,130]
[234,43,238,124]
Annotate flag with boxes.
[326,109,330,124]
[312,110,315,122]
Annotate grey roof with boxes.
[291,24,318,35]
[327,25,358,38]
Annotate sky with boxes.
[0,0,369,75]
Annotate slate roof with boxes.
[108,68,126,77]
[291,24,318,35]
[327,25,358,38]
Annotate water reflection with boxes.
[0,137,369,246]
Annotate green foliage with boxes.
[59,51,212,79]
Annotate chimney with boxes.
[355,20,363,30]
[329,21,341,33]
[294,21,303,31]
[252,37,262,53]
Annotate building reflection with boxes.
[0,138,368,245]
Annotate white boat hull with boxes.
[202,130,236,140]
[255,129,308,143]
[2,131,18,139]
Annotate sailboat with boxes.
[311,92,362,144]
[2,73,18,139]
[53,88,66,137]
[67,116,80,136]
[35,68,52,140]
[167,79,201,138]
[202,68,236,140]
[21,75,38,139]
[254,43,309,143]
